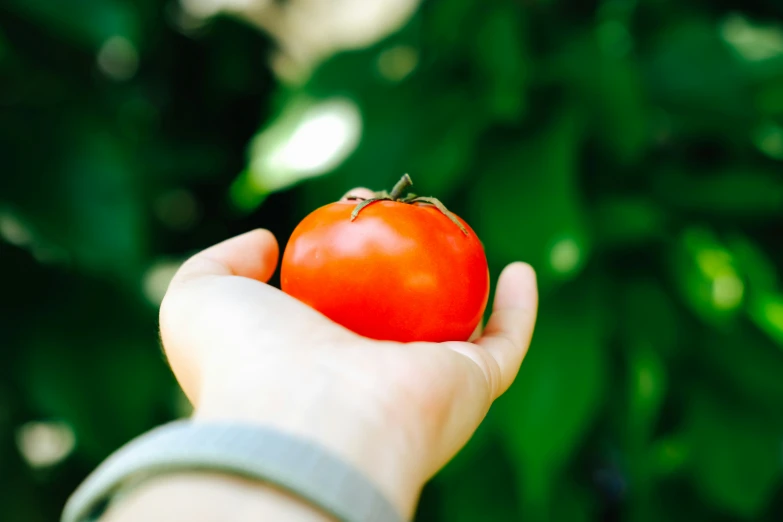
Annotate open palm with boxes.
[159,205,537,518]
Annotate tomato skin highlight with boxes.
[281,199,490,343]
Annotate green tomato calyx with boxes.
[343,174,468,235]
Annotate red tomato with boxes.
[281,182,489,343]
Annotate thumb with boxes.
[160,229,279,405]
[170,229,280,286]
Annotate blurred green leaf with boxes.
[685,391,781,518]
[59,126,146,280]
[756,78,783,116]
[700,322,783,411]
[645,17,753,131]
[436,433,520,522]
[672,227,745,323]
[409,115,479,195]
[748,292,783,348]
[424,0,480,54]
[470,107,588,287]
[654,169,783,217]
[550,479,596,522]
[22,320,170,461]
[406,88,485,197]
[626,344,666,448]
[5,0,140,49]
[472,4,528,122]
[593,197,667,247]
[620,285,676,521]
[495,282,608,518]
[728,234,778,295]
[554,31,650,163]
[620,280,680,360]
[648,435,690,477]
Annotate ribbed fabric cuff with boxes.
[61,420,404,522]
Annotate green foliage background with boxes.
[3,0,783,520]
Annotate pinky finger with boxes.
[475,262,538,398]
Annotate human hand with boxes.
[159,190,538,519]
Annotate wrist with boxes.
[104,473,335,522]
[192,364,424,519]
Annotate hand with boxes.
[159,190,538,519]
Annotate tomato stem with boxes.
[348,174,469,235]
[409,196,468,234]
[389,173,413,200]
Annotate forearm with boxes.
[103,473,335,522]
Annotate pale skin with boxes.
[103,188,539,522]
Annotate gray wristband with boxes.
[61,420,404,522]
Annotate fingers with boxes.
[476,262,538,398]
[171,229,280,286]
[340,187,375,201]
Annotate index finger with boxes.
[340,187,375,201]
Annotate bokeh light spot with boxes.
[143,259,184,305]
[549,237,581,275]
[711,274,744,311]
[754,123,783,160]
[761,296,783,334]
[16,421,75,469]
[0,211,32,246]
[720,14,783,62]
[154,189,200,231]
[377,45,419,82]
[97,36,139,81]
[232,97,362,211]
[268,101,360,175]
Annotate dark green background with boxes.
[3,0,783,520]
